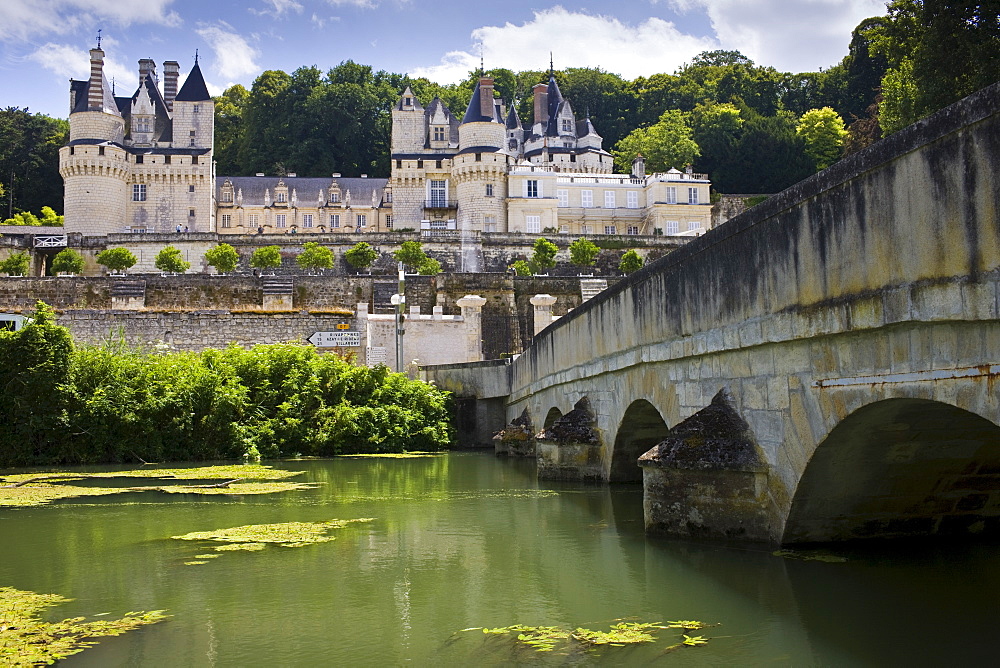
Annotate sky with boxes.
[0,0,889,119]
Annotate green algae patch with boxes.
[0,465,310,508]
[172,518,374,556]
[470,619,712,654]
[337,452,445,459]
[0,586,167,665]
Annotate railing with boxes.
[33,235,68,248]
[423,199,457,209]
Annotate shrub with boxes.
[417,257,442,275]
[296,242,334,273]
[204,244,240,273]
[619,249,644,275]
[345,242,378,270]
[51,249,85,275]
[569,238,600,267]
[394,240,428,271]
[96,248,137,273]
[1,251,30,276]
[529,237,558,274]
[154,246,191,274]
[250,245,282,271]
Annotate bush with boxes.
[345,242,378,270]
[619,249,644,275]
[154,246,191,274]
[417,257,441,275]
[205,244,240,273]
[529,237,558,274]
[569,238,600,267]
[0,304,454,466]
[394,240,428,271]
[1,251,30,276]
[296,242,334,273]
[250,245,282,271]
[511,260,532,276]
[51,249,84,275]
[95,247,137,273]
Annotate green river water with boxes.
[2,452,999,666]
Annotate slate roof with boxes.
[505,104,521,130]
[545,74,564,136]
[69,75,121,115]
[461,80,503,124]
[175,62,211,102]
[217,176,390,208]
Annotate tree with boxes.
[796,107,848,170]
[0,251,29,275]
[39,206,63,226]
[417,257,441,275]
[529,238,558,274]
[0,108,68,219]
[394,240,428,270]
[250,246,283,272]
[612,109,700,174]
[296,242,334,273]
[2,211,39,225]
[154,246,191,274]
[511,260,532,276]
[204,243,240,274]
[619,249,644,275]
[569,238,600,268]
[344,242,378,271]
[51,248,84,275]
[95,248,137,273]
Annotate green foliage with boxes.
[39,206,63,226]
[204,243,240,274]
[529,237,558,274]
[511,260,532,276]
[154,245,191,274]
[2,211,39,225]
[296,241,334,272]
[51,248,84,275]
[568,238,600,267]
[613,109,700,174]
[796,107,848,170]
[417,257,441,275]
[1,251,30,275]
[345,241,378,270]
[250,245,283,270]
[0,108,68,218]
[95,247,137,272]
[473,620,710,654]
[0,309,454,466]
[394,240,428,270]
[619,249,644,275]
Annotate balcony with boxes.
[423,199,457,210]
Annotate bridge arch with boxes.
[542,406,563,430]
[783,398,1000,544]
[610,399,670,482]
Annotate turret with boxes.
[172,57,213,149]
[458,77,504,150]
[391,86,425,154]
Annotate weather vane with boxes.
[97,28,102,49]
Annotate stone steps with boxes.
[580,278,608,302]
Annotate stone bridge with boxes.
[424,83,1000,545]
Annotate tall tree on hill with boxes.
[0,108,67,217]
[612,109,699,174]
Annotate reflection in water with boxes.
[0,453,997,665]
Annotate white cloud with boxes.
[29,41,134,91]
[0,0,181,42]
[196,22,261,80]
[326,0,379,7]
[662,0,886,71]
[411,7,718,84]
[250,0,304,18]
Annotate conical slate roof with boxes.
[461,79,501,124]
[505,103,521,129]
[176,61,211,101]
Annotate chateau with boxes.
[60,50,712,238]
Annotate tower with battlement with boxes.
[59,43,215,236]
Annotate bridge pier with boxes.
[493,408,536,457]
[536,397,605,481]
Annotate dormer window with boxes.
[433,126,446,142]
[404,97,412,106]
[276,191,287,203]
[561,119,572,133]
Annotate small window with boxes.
[627,226,639,235]
[135,153,142,164]
[581,190,593,208]
[688,220,703,231]
[396,160,402,169]
[249,213,260,226]
[385,215,393,229]
[132,184,147,202]
[189,209,196,218]
[604,191,616,208]
[688,187,699,205]
[556,189,568,207]
[98,146,105,156]
[665,187,677,204]
[433,127,445,142]
[193,104,199,114]
[604,225,617,235]
[417,160,423,168]
[666,220,679,234]
[384,190,392,203]
[69,146,75,155]
[525,180,538,198]
[436,160,442,169]
[330,214,340,228]
[192,156,199,165]
[561,118,572,133]
[526,215,541,234]
[189,185,195,193]
[276,192,287,203]
[486,184,494,197]
[484,215,496,232]
[357,214,367,227]
[404,97,412,106]
[221,189,233,203]
[164,155,172,164]
[627,191,639,208]
[221,214,232,228]
[302,214,313,228]
[475,153,482,162]
[275,214,286,228]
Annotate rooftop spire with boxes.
[549,52,554,77]
[194,48,199,65]
[96,28,102,49]
[479,43,484,77]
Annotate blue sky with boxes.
[1,0,888,119]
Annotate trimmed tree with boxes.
[51,248,84,275]
[511,260,532,276]
[394,240,428,271]
[345,242,378,271]
[296,242,334,273]
[417,257,442,275]
[250,245,283,272]
[1,251,30,276]
[568,238,600,269]
[619,249,644,275]
[204,243,240,274]
[529,237,558,274]
[95,247,137,273]
[154,246,191,274]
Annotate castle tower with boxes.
[59,45,129,236]
[169,56,215,232]
[453,77,509,233]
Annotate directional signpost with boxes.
[307,331,361,347]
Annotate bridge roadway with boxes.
[424,82,1000,544]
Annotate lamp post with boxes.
[390,261,405,371]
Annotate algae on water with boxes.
[0,586,167,665]
[172,518,374,559]
[471,619,712,654]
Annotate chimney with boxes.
[631,154,645,179]
[479,77,494,119]
[532,83,548,128]
[88,47,105,111]
[138,58,155,88]
[163,61,180,112]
